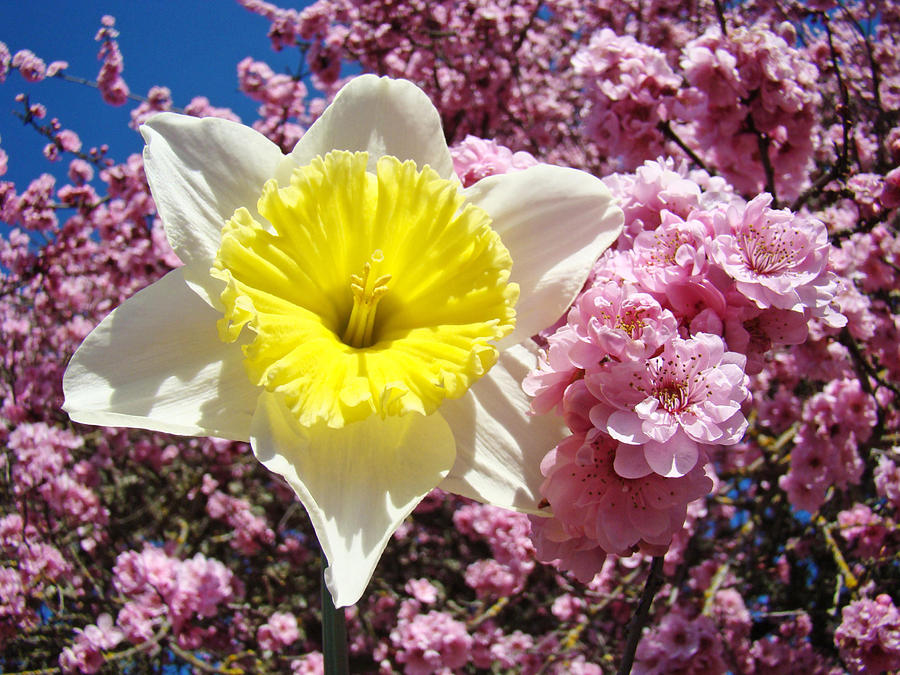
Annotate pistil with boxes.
[343,252,392,348]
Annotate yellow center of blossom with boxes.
[211,150,518,429]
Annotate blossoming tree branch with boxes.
[2,1,899,674]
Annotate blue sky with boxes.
[2,1,314,192]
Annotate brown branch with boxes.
[617,556,666,675]
[744,113,779,206]
[791,13,852,212]
[52,72,186,114]
[657,120,715,175]
[712,0,729,36]
[834,0,889,171]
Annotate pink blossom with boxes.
[130,86,173,129]
[474,626,539,672]
[837,503,887,558]
[678,27,819,199]
[523,326,582,416]
[551,594,585,622]
[11,49,46,82]
[882,166,900,209]
[0,42,10,82]
[709,195,842,324]
[291,652,325,674]
[404,578,438,604]
[627,210,715,294]
[56,129,82,154]
[16,173,57,231]
[257,610,300,650]
[452,503,535,569]
[588,333,748,477]
[115,602,160,644]
[0,566,36,645]
[464,558,522,598]
[874,456,900,511]
[602,158,704,248]
[723,305,810,375]
[206,490,275,555]
[634,611,728,675]
[449,135,538,187]
[565,281,679,367]
[184,96,240,122]
[58,614,123,674]
[68,159,94,185]
[532,429,713,568]
[46,60,68,77]
[711,588,752,642]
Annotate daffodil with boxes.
[63,75,623,607]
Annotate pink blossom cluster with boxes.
[59,614,124,675]
[237,56,312,150]
[389,610,472,674]
[875,456,900,511]
[677,26,820,200]
[633,610,728,674]
[112,546,244,649]
[780,378,878,512]
[836,503,889,559]
[206,487,276,555]
[242,0,595,166]
[453,502,535,597]
[572,29,680,169]
[0,513,77,647]
[238,0,303,51]
[834,595,900,674]
[524,153,849,579]
[94,15,129,106]
[471,625,544,673]
[6,46,67,83]
[5,423,107,543]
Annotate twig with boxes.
[744,113,779,207]
[834,0,889,171]
[617,556,666,675]
[657,120,715,175]
[52,72,186,114]
[169,642,245,674]
[711,0,729,36]
[13,94,109,166]
[791,13,852,212]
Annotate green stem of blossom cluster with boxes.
[320,553,349,675]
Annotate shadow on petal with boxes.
[440,342,565,515]
[63,268,259,440]
[250,392,456,607]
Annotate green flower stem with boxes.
[320,552,349,675]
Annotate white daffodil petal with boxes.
[290,75,454,179]
[251,393,456,607]
[465,165,624,346]
[63,269,259,440]
[439,342,565,515]
[141,113,285,305]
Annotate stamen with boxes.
[342,251,391,348]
